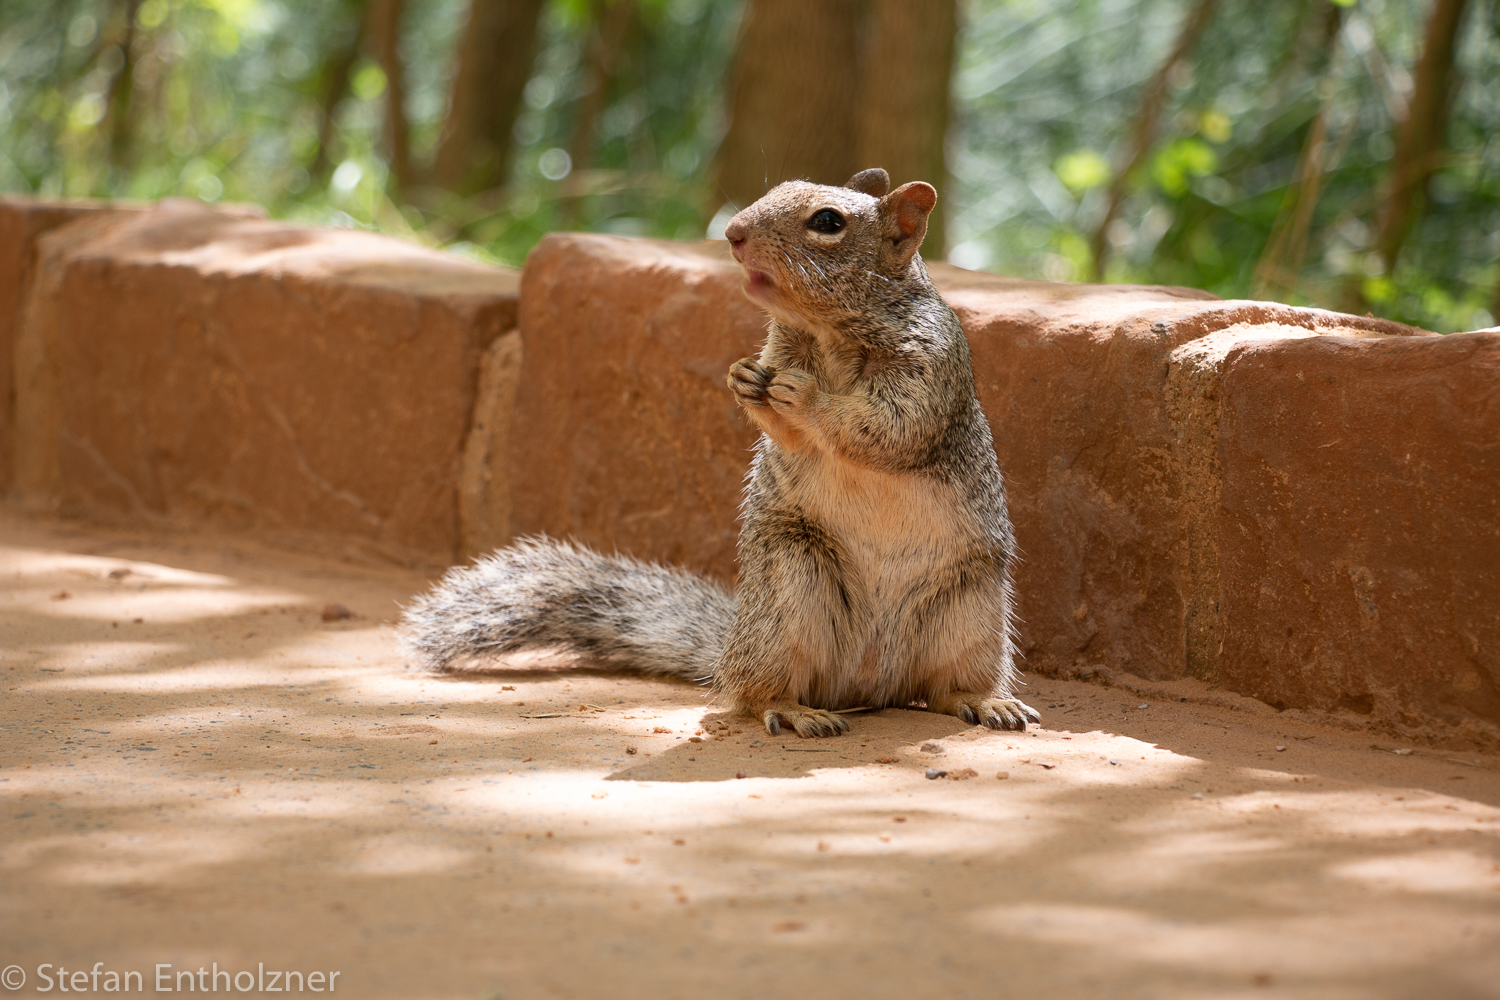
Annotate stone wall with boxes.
[5,198,518,565]
[2,199,1494,742]
[1,198,152,495]
[1216,332,1499,742]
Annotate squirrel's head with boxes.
[723,167,937,328]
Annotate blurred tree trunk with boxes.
[560,0,637,227]
[855,0,957,257]
[713,0,861,212]
[104,0,143,175]
[433,0,548,196]
[1089,0,1218,281]
[1253,3,1345,300]
[1371,0,1469,277]
[310,0,369,180]
[368,0,413,194]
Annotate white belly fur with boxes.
[782,452,984,702]
[818,461,966,597]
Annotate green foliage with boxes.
[1151,137,1217,198]
[0,0,738,266]
[1055,149,1110,193]
[951,0,1500,331]
[0,0,1494,331]
[439,0,742,263]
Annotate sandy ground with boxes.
[1,507,1498,1000]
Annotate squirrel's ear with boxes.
[878,181,937,272]
[845,168,890,197]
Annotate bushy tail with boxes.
[399,536,736,682]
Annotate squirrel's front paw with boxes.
[765,368,816,413]
[728,358,775,408]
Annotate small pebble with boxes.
[995,771,1010,780]
[925,768,947,780]
[1276,745,1287,752]
[1392,748,1413,756]
[625,747,637,755]
[735,772,746,779]
[1109,759,1119,765]
[1137,703,1149,709]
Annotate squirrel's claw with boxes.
[728,358,775,407]
[984,698,1041,731]
[791,709,849,738]
[765,369,816,412]
[930,693,1041,732]
[759,704,849,738]
[762,710,782,736]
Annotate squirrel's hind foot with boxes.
[930,693,1041,732]
[760,704,850,738]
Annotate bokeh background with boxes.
[1,0,1495,332]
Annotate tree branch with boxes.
[1088,0,1217,282]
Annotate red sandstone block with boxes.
[509,233,1425,688]
[0,198,155,493]
[16,200,518,565]
[940,271,1421,681]
[509,235,765,577]
[1216,331,1500,739]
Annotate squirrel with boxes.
[400,167,1039,738]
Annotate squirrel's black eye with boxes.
[807,209,845,234]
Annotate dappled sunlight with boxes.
[214,790,369,822]
[2,827,262,888]
[1072,829,1294,893]
[1,547,303,627]
[1,549,239,589]
[1221,788,1500,835]
[972,902,1500,979]
[339,835,476,876]
[3,512,1498,997]
[24,656,348,694]
[1331,850,1500,896]
[21,641,174,676]
[19,589,298,625]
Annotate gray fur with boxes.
[400,169,1039,738]
[400,536,734,680]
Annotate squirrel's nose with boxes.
[724,216,747,246]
